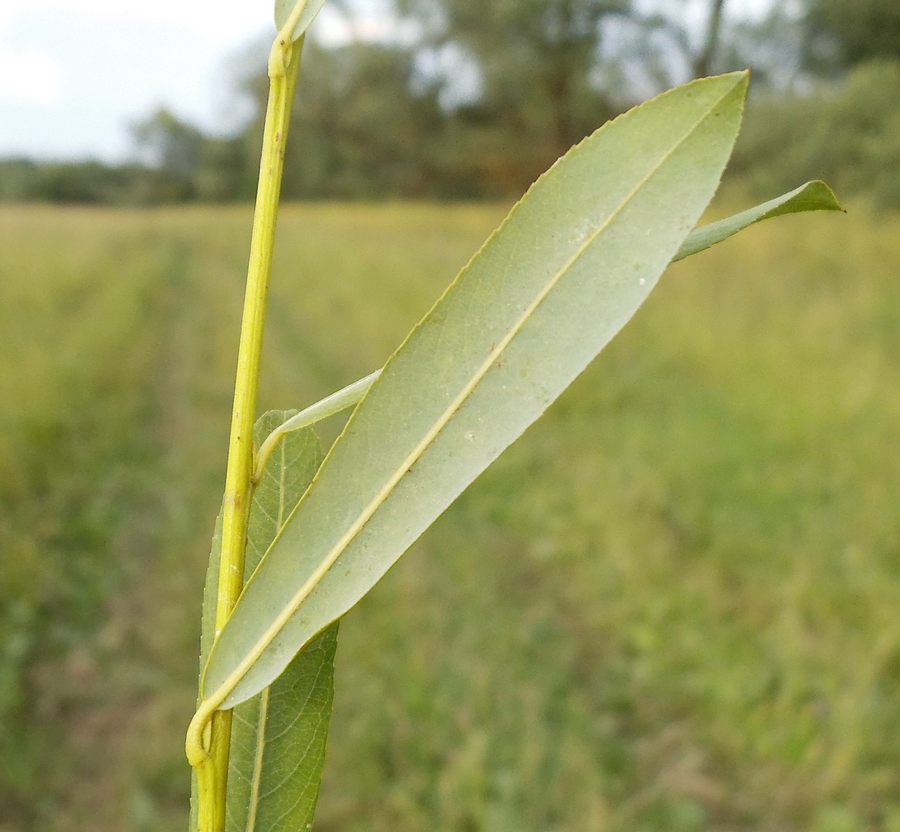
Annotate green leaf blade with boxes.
[226,627,336,832]
[189,511,224,832]
[204,72,750,709]
[191,412,335,832]
[226,412,334,832]
[674,180,844,262]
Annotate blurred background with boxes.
[1,1,899,830]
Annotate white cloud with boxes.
[0,0,413,160]
[0,2,277,160]
[0,0,274,43]
[0,45,63,106]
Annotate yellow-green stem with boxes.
[188,32,302,832]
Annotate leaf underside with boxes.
[255,181,842,463]
[191,412,336,832]
[203,71,752,710]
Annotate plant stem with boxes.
[188,32,303,832]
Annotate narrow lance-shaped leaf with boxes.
[203,72,751,710]
[190,412,336,832]
[672,179,843,262]
[256,182,844,456]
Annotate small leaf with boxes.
[190,413,335,832]
[674,180,843,262]
[229,412,334,832]
[228,625,337,832]
[203,72,750,709]
[189,511,223,832]
[275,0,327,43]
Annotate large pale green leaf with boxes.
[274,0,326,42]
[190,412,335,832]
[672,180,843,262]
[203,72,750,710]
[256,180,844,459]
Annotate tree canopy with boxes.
[2,0,898,204]
[805,0,900,70]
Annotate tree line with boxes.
[2,0,898,204]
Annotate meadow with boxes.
[0,198,898,832]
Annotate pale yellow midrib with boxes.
[245,438,288,832]
[207,80,738,711]
[245,688,269,832]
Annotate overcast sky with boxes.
[0,0,333,161]
[0,0,770,162]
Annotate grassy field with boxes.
[0,199,898,832]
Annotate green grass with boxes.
[0,200,898,831]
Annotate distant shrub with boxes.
[732,60,900,207]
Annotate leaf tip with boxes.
[807,180,846,213]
